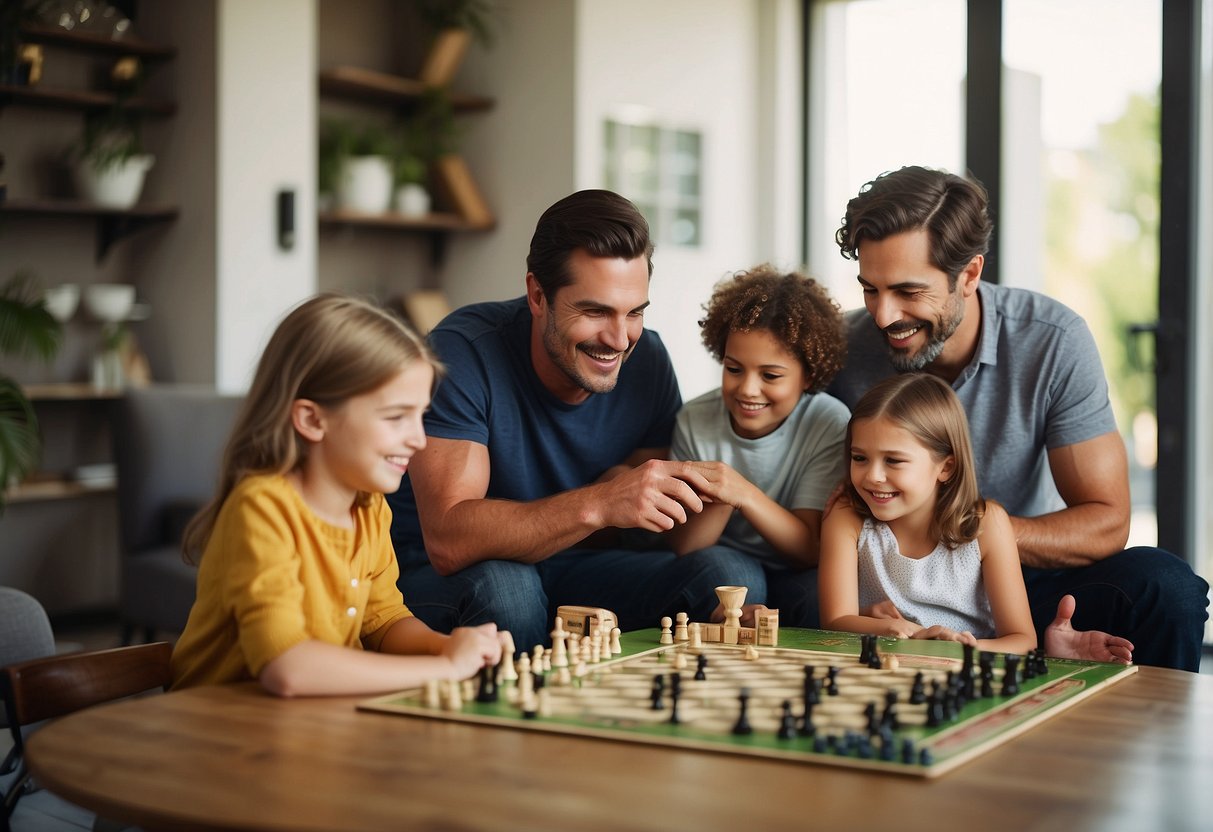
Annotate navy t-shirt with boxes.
[388,296,682,565]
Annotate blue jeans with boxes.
[396,544,767,654]
[1022,547,1208,672]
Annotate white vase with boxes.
[73,155,155,208]
[394,183,431,217]
[337,156,393,214]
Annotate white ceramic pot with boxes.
[394,183,431,217]
[338,156,393,214]
[73,154,155,208]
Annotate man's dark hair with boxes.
[526,190,655,298]
[835,166,993,287]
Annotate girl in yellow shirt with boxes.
[171,294,502,696]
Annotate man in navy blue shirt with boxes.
[389,190,764,652]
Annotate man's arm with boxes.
[409,436,712,575]
[1008,431,1131,568]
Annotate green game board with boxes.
[359,628,1137,778]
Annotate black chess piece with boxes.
[909,671,926,705]
[731,687,753,736]
[1001,653,1021,696]
[650,674,665,711]
[668,686,682,725]
[776,699,797,740]
[826,666,840,696]
[859,634,873,665]
[475,664,499,703]
[694,654,708,681]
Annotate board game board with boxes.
[360,628,1137,778]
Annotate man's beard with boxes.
[885,291,964,372]
[543,313,632,395]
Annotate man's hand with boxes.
[683,461,752,509]
[1044,594,1134,664]
[593,459,709,531]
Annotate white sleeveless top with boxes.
[856,518,995,638]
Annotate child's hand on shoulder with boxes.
[911,624,978,647]
[442,623,503,679]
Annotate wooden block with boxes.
[556,606,618,639]
[432,154,494,228]
[702,623,722,643]
[723,625,739,645]
[736,627,756,646]
[756,609,780,647]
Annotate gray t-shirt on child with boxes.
[672,389,850,569]
[829,282,1119,519]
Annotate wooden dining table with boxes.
[26,665,1213,832]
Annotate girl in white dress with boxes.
[819,373,1036,654]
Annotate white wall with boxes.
[575,0,765,400]
[438,0,579,307]
[214,0,317,393]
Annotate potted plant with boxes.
[330,119,395,215]
[392,150,429,217]
[67,109,154,208]
[416,0,499,87]
[0,271,63,510]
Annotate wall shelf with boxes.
[18,25,176,61]
[0,199,179,261]
[4,478,116,505]
[22,383,123,401]
[319,208,493,233]
[0,83,175,115]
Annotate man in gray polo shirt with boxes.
[828,165,1208,671]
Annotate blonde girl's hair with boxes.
[843,373,983,547]
[182,294,441,563]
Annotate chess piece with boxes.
[660,616,674,645]
[715,585,746,644]
[609,627,622,655]
[693,654,708,681]
[674,612,690,642]
[732,687,753,735]
[498,631,519,682]
[689,621,702,650]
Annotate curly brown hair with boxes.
[698,264,846,394]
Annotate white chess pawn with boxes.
[672,650,688,670]
[551,627,569,669]
[580,635,592,664]
[609,626,622,654]
[445,678,463,710]
[675,612,690,642]
[743,644,760,661]
[498,632,519,682]
[590,630,602,663]
[532,645,545,673]
[689,622,702,650]
[517,651,532,682]
[424,679,440,708]
[660,616,674,645]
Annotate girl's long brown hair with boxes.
[182,294,439,563]
[843,373,983,548]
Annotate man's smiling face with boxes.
[528,248,649,404]
[856,228,968,372]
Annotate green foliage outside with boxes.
[1043,91,1159,438]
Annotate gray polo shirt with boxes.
[829,282,1118,519]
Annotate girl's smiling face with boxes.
[319,361,433,497]
[848,415,954,527]
[720,328,807,440]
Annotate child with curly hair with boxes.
[669,265,850,626]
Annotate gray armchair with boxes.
[113,385,242,643]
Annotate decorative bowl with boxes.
[44,284,81,322]
[83,283,136,323]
